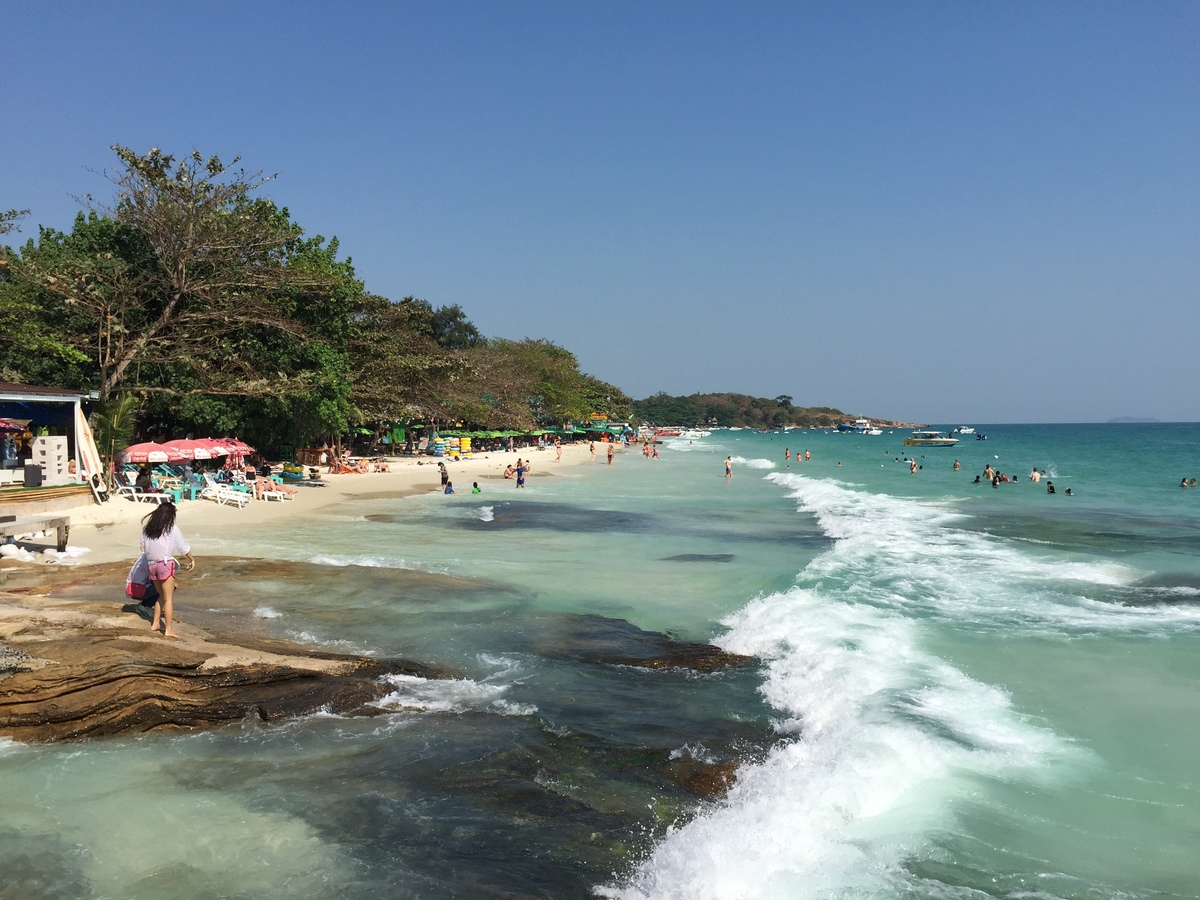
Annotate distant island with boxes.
[1107,416,1161,424]
[632,392,913,429]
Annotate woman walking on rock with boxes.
[140,503,196,638]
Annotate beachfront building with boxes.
[0,382,104,516]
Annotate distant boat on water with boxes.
[952,426,976,435]
[903,430,959,447]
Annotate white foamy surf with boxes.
[371,673,537,717]
[600,472,1127,899]
[730,456,776,470]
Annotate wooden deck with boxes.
[0,484,93,517]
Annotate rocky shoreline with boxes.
[0,561,459,743]
[0,559,757,794]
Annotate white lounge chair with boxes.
[113,477,170,504]
[199,475,251,508]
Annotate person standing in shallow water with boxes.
[607,443,615,465]
[725,456,733,478]
[140,503,195,638]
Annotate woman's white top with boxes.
[140,525,190,563]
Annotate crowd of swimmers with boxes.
[967,463,1071,494]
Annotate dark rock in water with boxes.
[662,553,735,563]
[536,614,753,673]
[662,756,741,799]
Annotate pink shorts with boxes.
[148,559,177,583]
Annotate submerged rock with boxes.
[536,614,754,673]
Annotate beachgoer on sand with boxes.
[139,503,195,639]
[607,444,615,465]
[516,459,527,488]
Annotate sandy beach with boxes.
[4,440,603,570]
[0,440,620,743]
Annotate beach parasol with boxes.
[190,438,230,457]
[209,437,254,469]
[161,439,215,461]
[0,417,22,432]
[118,441,172,464]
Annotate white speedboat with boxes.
[952,426,976,435]
[903,430,959,447]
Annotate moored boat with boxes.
[903,430,960,447]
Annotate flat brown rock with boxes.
[0,581,453,743]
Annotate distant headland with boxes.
[632,392,916,429]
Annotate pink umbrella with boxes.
[118,441,173,464]
[161,439,215,461]
[212,437,254,469]
[192,438,230,457]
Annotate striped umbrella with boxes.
[161,439,215,461]
[118,441,172,464]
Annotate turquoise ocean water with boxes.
[3,424,1199,898]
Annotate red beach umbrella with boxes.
[192,438,230,457]
[0,417,22,432]
[118,441,172,464]
[161,439,215,461]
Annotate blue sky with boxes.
[3,2,1197,422]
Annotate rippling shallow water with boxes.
[4,424,1200,898]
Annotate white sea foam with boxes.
[253,606,282,619]
[601,471,1182,899]
[477,505,495,522]
[761,472,1200,635]
[730,456,775,469]
[604,586,1076,899]
[371,673,537,716]
[309,554,411,569]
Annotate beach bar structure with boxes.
[0,382,104,516]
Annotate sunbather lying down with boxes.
[252,478,298,499]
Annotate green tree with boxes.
[20,147,327,400]
[91,391,139,487]
[0,208,29,237]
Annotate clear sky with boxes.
[3,2,1197,423]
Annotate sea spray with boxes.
[601,472,1092,899]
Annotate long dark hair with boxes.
[141,502,177,540]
